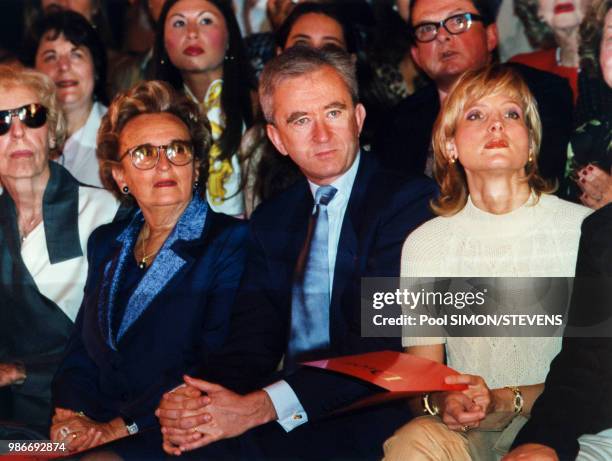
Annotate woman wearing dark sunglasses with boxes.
[49,80,248,452]
[0,66,118,434]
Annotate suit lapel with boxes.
[281,180,313,276]
[99,194,209,349]
[117,194,209,342]
[330,154,376,334]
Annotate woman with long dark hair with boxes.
[153,0,256,217]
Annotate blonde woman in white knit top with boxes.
[383,65,590,461]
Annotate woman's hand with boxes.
[50,411,128,452]
[433,374,495,431]
[576,164,612,209]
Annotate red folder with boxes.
[302,350,466,411]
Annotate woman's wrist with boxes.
[424,392,445,416]
[492,387,516,413]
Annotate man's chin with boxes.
[434,71,466,95]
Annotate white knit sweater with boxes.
[401,193,590,388]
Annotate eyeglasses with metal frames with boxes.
[412,12,484,43]
[119,140,194,170]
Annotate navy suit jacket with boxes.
[512,204,612,460]
[52,202,248,431]
[201,153,436,458]
[374,63,573,186]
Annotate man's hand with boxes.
[161,375,277,455]
[157,384,213,454]
[502,443,559,461]
[0,363,25,387]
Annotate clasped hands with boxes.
[431,374,497,433]
[50,408,128,452]
[156,375,277,456]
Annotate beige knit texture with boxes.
[401,193,591,388]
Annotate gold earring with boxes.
[449,156,456,164]
[528,152,534,163]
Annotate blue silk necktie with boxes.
[287,185,338,368]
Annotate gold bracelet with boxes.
[505,386,524,414]
[422,393,440,416]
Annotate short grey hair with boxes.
[258,45,359,124]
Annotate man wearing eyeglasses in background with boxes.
[374,0,573,188]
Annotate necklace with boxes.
[20,214,42,242]
[138,227,158,269]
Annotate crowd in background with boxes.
[0,0,611,460]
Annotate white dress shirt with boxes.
[264,153,361,432]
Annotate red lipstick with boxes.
[484,139,509,149]
[183,46,204,56]
[554,3,575,14]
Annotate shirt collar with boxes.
[308,151,361,204]
[183,79,224,106]
[75,102,106,148]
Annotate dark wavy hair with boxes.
[24,10,108,105]
[97,80,212,205]
[22,0,116,50]
[275,2,358,53]
[153,0,255,165]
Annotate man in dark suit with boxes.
[156,46,436,460]
[374,0,573,186]
[504,205,612,461]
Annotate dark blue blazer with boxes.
[202,153,436,459]
[512,204,612,460]
[52,197,248,431]
[374,63,573,186]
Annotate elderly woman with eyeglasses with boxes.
[0,66,118,433]
[49,80,247,452]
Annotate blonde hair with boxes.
[431,65,553,216]
[0,65,66,157]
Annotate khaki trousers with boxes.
[383,414,529,461]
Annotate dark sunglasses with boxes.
[0,103,48,136]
